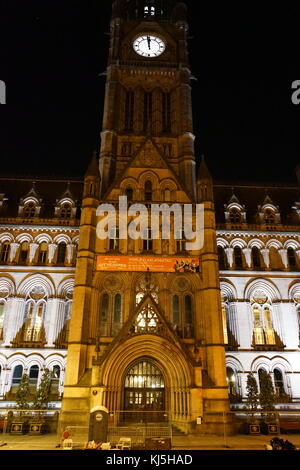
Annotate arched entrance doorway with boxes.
[123,358,165,422]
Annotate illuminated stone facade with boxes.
[0,1,299,436]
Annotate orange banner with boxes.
[96,255,200,273]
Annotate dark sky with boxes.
[0,0,299,183]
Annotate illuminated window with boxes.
[226,367,237,396]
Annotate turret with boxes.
[83,151,101,200]
[197,155,214,202]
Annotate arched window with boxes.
[143,92,153,132]
[258,368,266,390]
[222,304,229,345]
[229,208,242,224]
[99,293,109,336]
[51,365,60,394]
[145,181,153,202]
[0,243,10,263]
[264,209,276,225]
[172,295,180,326]
[234,247,243,269]
[24,301,34,322]
[252,297,276,347]
[60,203,72,219]
[218,246,227,270]
[57,242,67,264]
[12,365,23,386]
[125,187,134,202]
[287,247,297,269]
[274,368,285,397]
[252,247,261,269]
[164,188,171,202]
[112,293,122,335]
[184,295,193,337]
[38,242,48,264]
[162,92,171,133]
[24,202,36,218]
[19,242,29,264]
[29,365,39,387]
[0,301,5,340]
[226,367,237,396]
[171,293,194,339]
[124,90,134,132]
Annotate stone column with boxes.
[66,244,76,265]
[8,243,20,264]
[261,248,270,269]
[29,243,39,264]
[2,296,25,346]
[48,244,57,265]
[279,248,288,269]
[225,247,234,269]
[43,297,65,348]
[242,248,252,269]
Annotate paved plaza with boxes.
[0,432,300,451]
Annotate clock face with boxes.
[133,35,166,58]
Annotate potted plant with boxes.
[259,370,279,435]
[10,374,30,434]
[244,373,260,434]
[29,369,52,434]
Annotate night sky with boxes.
[0,0,299,183]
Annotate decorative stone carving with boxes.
[103,276,123,292]
[30,286,45,301]
[252,290,268,305]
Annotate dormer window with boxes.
[60,203,72,219]
[229,208,242,224]
[264,209,276,225]
[24,202,36,218]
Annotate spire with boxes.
[83,152,101,200]
[228,188,241,205]
[197,155,212,181]
[60,181,74,200]
[197,155,213,202]
[85,151,100,179]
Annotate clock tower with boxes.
[59,0,230,438]
[99,0,196,200]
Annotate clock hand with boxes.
[147,36,151,50]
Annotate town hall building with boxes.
[0,0,300,436]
